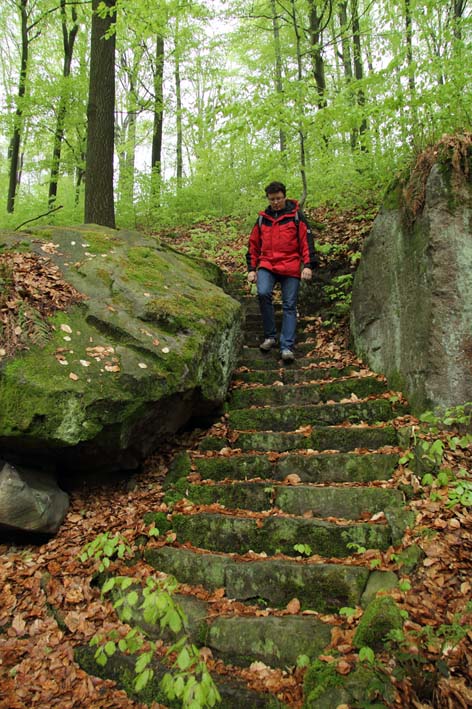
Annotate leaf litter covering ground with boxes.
[0,208,471,708]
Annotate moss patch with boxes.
[354,596,404,651]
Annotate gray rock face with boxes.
[351,161,472,412]
[0,226,242,474]
[0,460,69,534]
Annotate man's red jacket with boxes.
[246,199,316,278]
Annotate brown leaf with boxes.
[336,660,352,675]
[286,598,301,614]
[284,473,301,485]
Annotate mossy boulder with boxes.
[0,226,242,475]
[353,596,404,651]
[351,140,472,413]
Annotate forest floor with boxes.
[1,207,471,709]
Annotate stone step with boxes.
[243,315,317,331]
[244,330,316,346]
[239,342,317,362]
[237,353,325,369]
[145,546,372,612]
[101,576,332,670]
[228,376,387,409]
[199,425,398,453]
[190,451,399,483]
[76,631,285,707]
[232,365,359,385]
[227,398,399,432]
[178,481,404,519]
[171,511,392,557]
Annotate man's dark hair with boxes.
[265,181,286,196]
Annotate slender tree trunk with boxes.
[84,0,116,227]
[337,2,356,148]
[7,0,28,213]
[452,0,467,41]
[290,0,307,207]
[151,34,164,176]
[175,50,183,184]
[404,0,418,128]
[116,49,140,206]
[48,1,79,207]
[351,0,368,150]
[270,0,286,154]
[307,0,328,110]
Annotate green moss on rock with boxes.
[354,596,404,651]
[0,226,242,472]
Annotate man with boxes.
[246,181,316,362]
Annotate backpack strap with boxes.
[258,210,300,234]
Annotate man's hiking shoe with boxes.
[281,349,295,362]
[259,337,277,352]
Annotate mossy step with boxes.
[199,425,398,453]
[171,512,392,557]
[243,315,317,332]
[237,354,326,370]
[145,546,371,612]
[75,644,282,708]
[244,330,316,346]
[178,481,404,519]
[232,365,359,385]
[228,399,399,432]
[191,451,399,483]
[240,342,317,361]
[206,615,331,668]
[101,573,331,670]
[228,377,387,409]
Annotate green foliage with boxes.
[293,543,312,556]
[347,541,367,554]
[339,606,358,618]
[358,646,376,665]
[322,274,353,311]
[89,570,221,707]
[79,532,133,572]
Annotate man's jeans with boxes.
[257,268,300,351]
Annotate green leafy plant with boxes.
[358,646,376,665]
[347,541,367,554]
[293,543,313,556]
[79,532,133,572]
[339,606,357,618]
[80,537,221,707]
[447,476,472,508]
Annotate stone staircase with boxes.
[78,281,411,707]
[136,283,410,705]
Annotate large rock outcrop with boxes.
[351,137,472,412]
[0,226,242,476]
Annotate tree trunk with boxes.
[7,0,28,213]
[270,0,286,154]
[116,49,140,207]
[452,0,467,40]
[84,0,116,228]
[151,34,165,176]
[48,1,79,207]
[307,0,328,110]
[290,0,307,207]
[175,49,183,184]
[404,0,418,120]
[351,0,368,150]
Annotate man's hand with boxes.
[247,271,257,284]
[301,267,312,281]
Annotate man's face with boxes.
[267,191,286,210]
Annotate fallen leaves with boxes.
[0,251,85,358]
